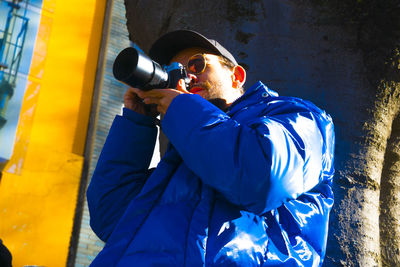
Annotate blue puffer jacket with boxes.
[87,81,335,266]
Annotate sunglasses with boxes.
[186,54,209,74]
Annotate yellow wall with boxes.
[0,0,106,265]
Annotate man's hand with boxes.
[130,79,191,115]
[124,87,159,117]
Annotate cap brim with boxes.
[148,30,237,65]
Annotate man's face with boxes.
[170,47,244,107]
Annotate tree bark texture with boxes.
[123,0,400,265]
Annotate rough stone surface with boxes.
[380,109,400,266]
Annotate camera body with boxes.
[113,47,190,90]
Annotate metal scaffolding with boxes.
[0,0,29,129]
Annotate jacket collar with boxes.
[227,81,279,116]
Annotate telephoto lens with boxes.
[112,47,169,90]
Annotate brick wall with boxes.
[74,0,130,265]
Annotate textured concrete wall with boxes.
[125,0,400,266]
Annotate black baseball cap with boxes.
[148,30,238,66]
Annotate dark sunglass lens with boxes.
[188,55,205,74]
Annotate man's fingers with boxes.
[130,88,183,115]
[176,79,191,94]
[143,97,160,105]
[130,87,144,97]
[132,88,163,99]
[132,87,189,98]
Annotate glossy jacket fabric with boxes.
[87,81,335,266]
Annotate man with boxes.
[87,30,335,266]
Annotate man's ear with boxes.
[231,65,246,89]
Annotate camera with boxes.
[112,47,190,90]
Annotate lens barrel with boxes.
[112,47,169,90]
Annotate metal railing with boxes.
[0,0,29,126]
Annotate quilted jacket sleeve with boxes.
[162,93,334,215]
[87,108,158,242]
